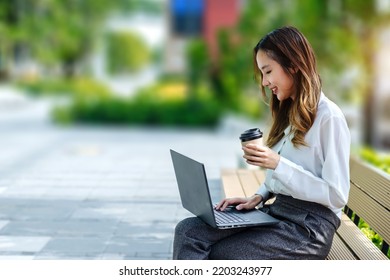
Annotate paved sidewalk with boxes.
[0,89,255,259]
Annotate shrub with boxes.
[360,147,390,174]
[16,79,73,96]
[17,77,111,97]
[53,81,224,127]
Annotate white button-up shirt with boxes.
[257,92,351,218]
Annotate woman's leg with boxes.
[173,216,318,260]
[209,216,329,260]
[173,195,339,260]
[173,217,245,260]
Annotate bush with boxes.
[55,96,222,127]
[53,81,224,127]
[16,79,73,96]
[360,147,390,174]
[17,77,112,97]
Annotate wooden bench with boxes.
[221,157,390,260]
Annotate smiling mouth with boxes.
[270,87,277,94]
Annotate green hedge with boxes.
[17,75,262,125]
[17,77,112,97]
[360,147,390,174]
[54,96,222,127]
[52,81,223,127]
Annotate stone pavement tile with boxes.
[0,186,49,198]
[134,187,180,201]
[114,221,176,237]
[174,207,193,221]
[98,253,127,260]
[42,187,93,200]
[0,236,51,252]
[14,206,76,221]
[0,255,35,260]
[87,187,138,201]
[133,252,172,260]
[0,199,79,221]
[105,236,172,257]
[70,203,129,220]
[0,201,29,221]
[104,221,175,259]
[0,221,62,236]
[34,253,98,260]
[56,220,119,237]
[120,203,179,224]
[118,252,170,260]
[40,237,108,255]
[0,221,9,231]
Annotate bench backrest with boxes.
[346,157,390,252]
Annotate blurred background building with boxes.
[165,0,239,73]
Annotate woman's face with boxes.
[256,50,296,101]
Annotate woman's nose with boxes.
[262,76,270,87]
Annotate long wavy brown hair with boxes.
[253,26,322,148]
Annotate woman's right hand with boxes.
[215,194,263,211]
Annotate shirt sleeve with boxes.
[255,169,275,203]
[271,115,351,212]
[256,183,270,201]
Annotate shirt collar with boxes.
[284,126,291,136]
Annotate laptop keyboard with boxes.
[214,209,250,224]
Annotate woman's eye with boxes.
[266,71,271,74]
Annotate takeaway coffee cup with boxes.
[240,128,263,155]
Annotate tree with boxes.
[339,0,390,146]
[0,0,115,78]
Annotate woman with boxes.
[173,26,351,260]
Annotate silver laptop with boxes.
[170,149,279,229]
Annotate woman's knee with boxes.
[175,217,203,236]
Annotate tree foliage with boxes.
[106,31,151,74]
[0,0,115,76]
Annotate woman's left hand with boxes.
[242,144,281,170]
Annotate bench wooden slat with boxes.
[236,169,260,197]
[221,169,246,198]
[337,213,388,260]
[253,169,266,185]
[347,182,390,244]
[327,228,357,260]
[350,157,390,209]
[221,169,264,198]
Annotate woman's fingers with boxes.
[215,197,247,211]
[242,145,280,169]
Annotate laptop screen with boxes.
[170,149,217,227]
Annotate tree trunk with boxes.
[361,27,376,147]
